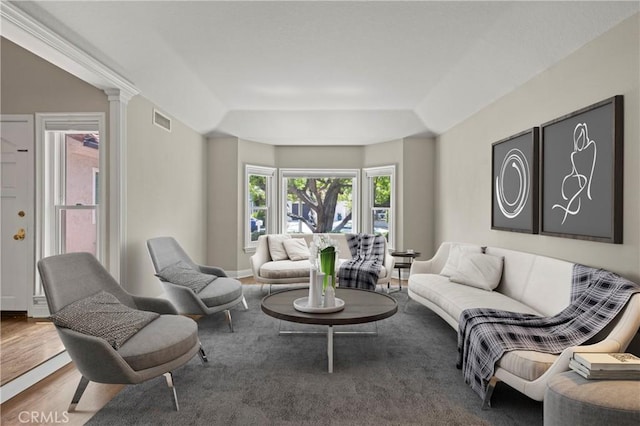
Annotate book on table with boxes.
[572,352,640,371]
[569,359,640,380]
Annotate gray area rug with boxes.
[88,285,543,425]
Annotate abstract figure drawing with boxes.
[495,148,530,219]
[552,123,597,224]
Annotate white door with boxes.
[1,115,35,311]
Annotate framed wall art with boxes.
[491,128,539,234]
[540,95,623,243]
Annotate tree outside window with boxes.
[246,165,276,249]
[248,175,268,241]
[372,175,391,240]
[364,165,395,248]
[281,169,359,234]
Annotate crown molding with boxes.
[0,1,139,98]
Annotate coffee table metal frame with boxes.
[261,287,398,373]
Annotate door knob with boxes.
[13,228,25,241]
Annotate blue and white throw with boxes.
[457,264,640,401]
[338,233,386,290]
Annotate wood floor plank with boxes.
[1,317,65,385]
[0,363,123,426]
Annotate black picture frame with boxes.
[540,95,623,243]
[491,128,539,234]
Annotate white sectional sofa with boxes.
[250,233,395,289]
[408,242,640,404]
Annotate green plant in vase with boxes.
[312,235,338,291]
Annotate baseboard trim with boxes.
[0,351,71,404]
[229,269,253,279]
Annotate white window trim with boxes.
[362,165,396,250]
[244,164,276,252]
[279,168,360,234]
[36,113,106,295]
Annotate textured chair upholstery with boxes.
[147,237,248,331]
[37,252,207,411]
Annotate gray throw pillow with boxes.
[156,260,216,293]
[50,291,159,349]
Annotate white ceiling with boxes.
[9,1,640,145]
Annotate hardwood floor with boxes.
[0,278,403,424]
[1,316,64,386]
[1,363,123,426]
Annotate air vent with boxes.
[153,109,171,132]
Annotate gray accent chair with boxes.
[147,237,248,331]
[37,252,207,412]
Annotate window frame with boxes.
[362,165,396,249]
[279,168,360,234]
[244,164,276,251]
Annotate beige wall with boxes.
[275,145,364,168]
[206,137,438,274]
[207,138,240,271]
[402,138,436,259]
[126,96,208,295]
[436,14,640,281]
[0,38,109,115]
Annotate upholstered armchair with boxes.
[37,252,207,411]
[147,237,248,331]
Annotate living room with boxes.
[1,1,639,425]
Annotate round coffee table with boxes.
[261,287,398,373]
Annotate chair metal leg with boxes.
[225,309,234,332]
[198,345,208,364]
[482,376,499,410]
[241,295,248,310]
[164,372,179,411]
[68,375,90,412]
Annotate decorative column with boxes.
[104,88,135,286]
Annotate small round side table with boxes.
[544,371,640,426]
[389,250,420,293]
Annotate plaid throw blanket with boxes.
[338,234,386,290]
[457,264,640,401]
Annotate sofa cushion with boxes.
[409,274,542,323]
[118,315,198,371]
[260,260,311,279]
[450,253,504,291]
[283,238,311,261]
[268,234,291,261]
[50,291,159,349]
[440,244,483,277]
[497,350,558,381]
[156,260,215,293]
[198,277,243,307]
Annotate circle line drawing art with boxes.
[495,148,530,219]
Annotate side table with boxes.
[544,371,640,426]
[389,250,420,293]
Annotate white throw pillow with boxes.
[282,238,310,261]
[439,244,483,277]
[268,234,292,261]
[449,253,504,291]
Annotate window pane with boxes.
[65,134,99,206]
[249,175,267,208]
[372,208,390,240]
[286,177,353,233]
[250,209,267,242]
[60,208,97,255]
[373,176,391,208]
